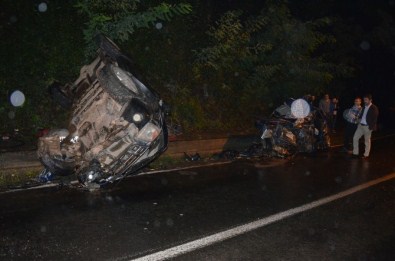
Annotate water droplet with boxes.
[166,218,174,227]
[38,2,48,13]
[360,41,370,51]
[40,226,47,233]
[10,90,25,107]
[8,111,15,119]
[105,196,113,202]
[161,178,168,186]
[9,15,17,23]
[155,22,163,30]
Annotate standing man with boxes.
[343,97,362,152]
[352,94,379,159]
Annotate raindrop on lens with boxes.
[40,226,47,233]
[9,15,17,23]
[38,2,48,12]
[8,111,15,119]
[155,22,163,30]
[360,41,370,51]
[10,90,25,107]
[161,177,168,186]
[166,218,174,227]
[335,176,342,184]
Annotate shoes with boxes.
[350,154,359,159]
[360,156,369,160]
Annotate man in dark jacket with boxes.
[352,94,379,159]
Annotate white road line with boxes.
[131,172,395,261]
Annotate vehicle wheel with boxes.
[98,64,136,104]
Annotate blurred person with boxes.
[319,94,330,115]
[305,94,317,110]
[329,97,339,133]
[352,94,379,159]
[319,94,331,132]
[310,95,316,107]
[342,97,362,152]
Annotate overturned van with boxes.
[37,35,168,188]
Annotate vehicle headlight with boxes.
[133,113,143,123]
[111,66,139,93]
[136,123,161,143]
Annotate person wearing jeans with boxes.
[352,94,379,159]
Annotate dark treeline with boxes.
[0,0,394,134]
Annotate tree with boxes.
[75,0,192,57]
[193,1,352,127]
[0,0,192,135]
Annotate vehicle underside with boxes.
[37,35,168,188]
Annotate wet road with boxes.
[1,136,395,260]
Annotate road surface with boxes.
[1,136,395,260]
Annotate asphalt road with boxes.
[1,136,395,261]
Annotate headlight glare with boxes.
[136,123,160,143]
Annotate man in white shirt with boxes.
[352,94,379,159]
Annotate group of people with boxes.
[316,93,379,159]
[343,94,379,159]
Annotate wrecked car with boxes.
[255,98,330,158]
[37,35,168,188]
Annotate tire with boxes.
[98,64,135,104]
